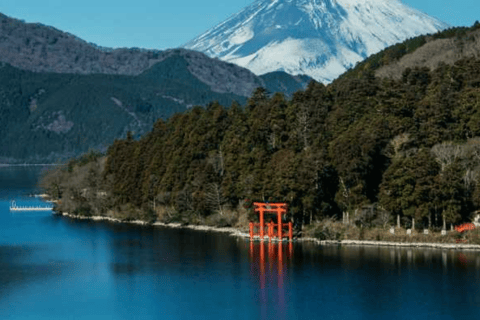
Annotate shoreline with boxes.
[299,238,480,251]
[55,211,249,237]
[55,211,480,251]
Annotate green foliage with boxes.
[0,59,246,163]
[379,149,440,223]
[73,205,93,217]
[304,217,345,240]
[0,57,314,164]
[40,37,480,229]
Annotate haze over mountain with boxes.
[183,0,449,83]
[0,12,310,98]
[0,12,314,163]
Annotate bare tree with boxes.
[466,137,480,161]
[387,133,410,158]
[208,148,225,178]
[205,182,226,216]
[463,168,476,190]
[339,177,351,213]
[431,142,464,171]
[375,210,391,229]
[354,205,376,228]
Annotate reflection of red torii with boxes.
[249,202,293,241]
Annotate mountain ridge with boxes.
[0,12,311,98]
[183,0,449,83]
[0,57,247,163]
[338,22,480,81]
[0,11,315,163]
[0,53,307,164]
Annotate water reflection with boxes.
[107,226,246,277]
[293,243,480,318]
[0,245,74,299]
[248,241,293,320]
[0,166,51,199]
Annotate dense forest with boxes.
[41,24,480,234]
[0,51,309,163]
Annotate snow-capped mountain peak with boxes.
[183,0,449,83]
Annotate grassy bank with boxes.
[302,218,480,245]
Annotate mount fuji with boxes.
[183,0,449,83]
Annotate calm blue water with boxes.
[1,166,480,320]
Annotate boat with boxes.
[9,200,53,211]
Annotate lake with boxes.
[1,166,479,319]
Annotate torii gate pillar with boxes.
[250,202,292,241]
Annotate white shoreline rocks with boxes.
[299,238,480,251]
[57,211,249,237]
[56,212,480,251]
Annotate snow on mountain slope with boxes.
[183,0,449,83]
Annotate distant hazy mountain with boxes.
[0,12,314,163]
[0,56,247,163]
[0,12,311,98]
[0,44,310,163]
[183,0,449,83]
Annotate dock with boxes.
[9,200,53,211]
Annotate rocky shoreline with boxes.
[55,211,480,251]
[299,238,480,251]
[55,211,249,237]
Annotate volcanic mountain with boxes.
[183,0,449,83]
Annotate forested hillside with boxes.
[0,55,310,163]
[341,21,480,80]
[0,12,313,163]
[42,46,480,231]
[0,58,243,163]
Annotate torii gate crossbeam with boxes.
[249,202,293,241]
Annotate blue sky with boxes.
[0,0,478,50]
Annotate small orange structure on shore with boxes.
[455,223,476,233]
[249,202,293,241]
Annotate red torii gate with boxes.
[249,202,293,241]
